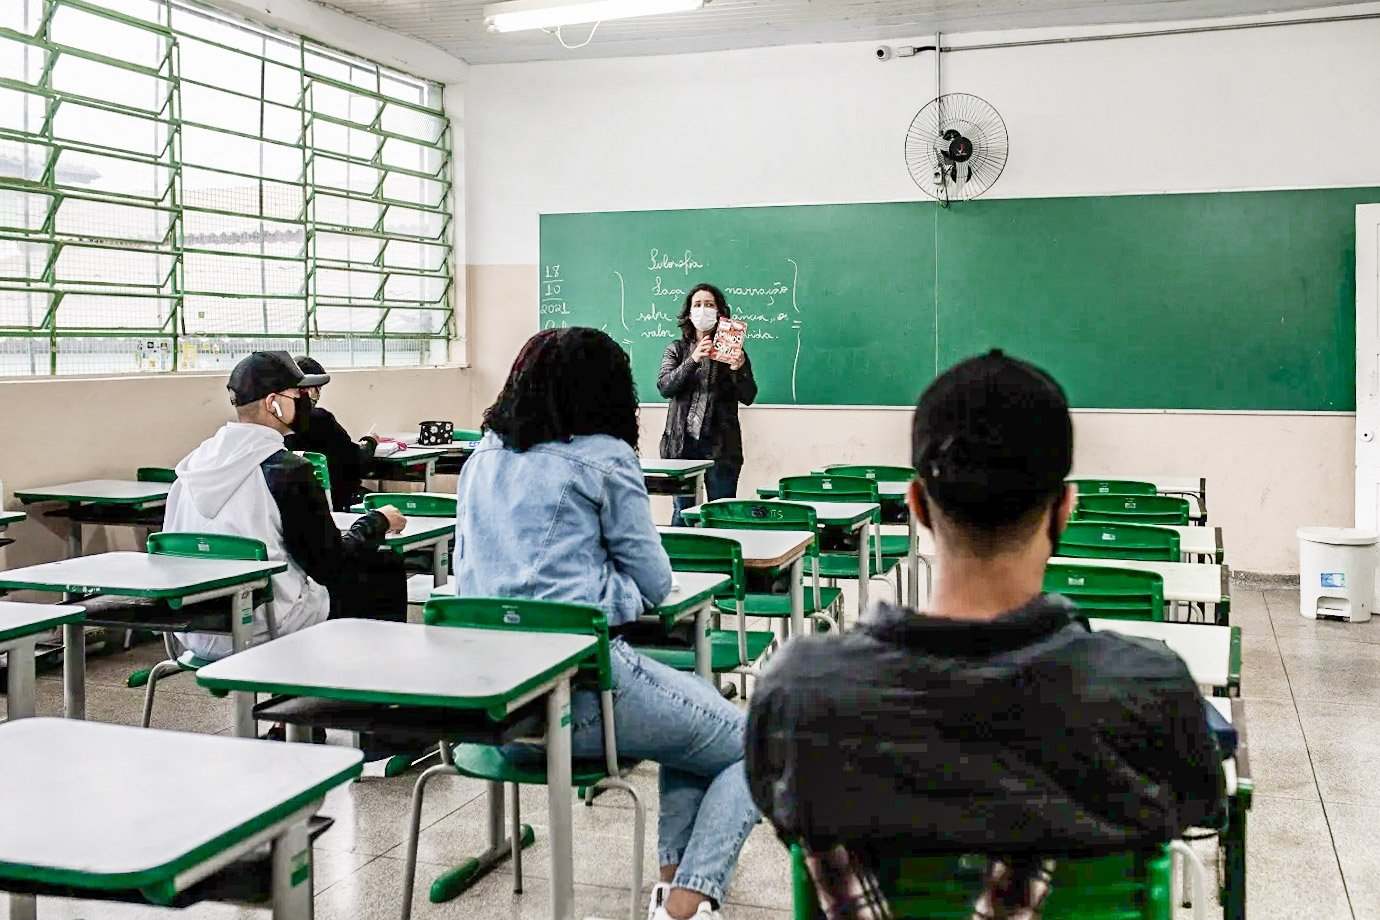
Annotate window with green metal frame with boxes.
[0,0,453,376]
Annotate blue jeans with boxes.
[670,457,743,526]
[571,639,759,903]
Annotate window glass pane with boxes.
[0,0,451,376]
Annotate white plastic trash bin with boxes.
[1297,527,1378,622]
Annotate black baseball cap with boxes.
[227,351,330,406]
[912,349,1072,527]
[293,355,328,381]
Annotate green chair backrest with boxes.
[791,844,1172,920]
[296,451,331,494]
[1073,494,1190,526]
[363,492,457,517]
[1044,563,1165,621]
[824,464,914,484]
[423,596,611,691]
[1067,479,1158,497]
[136,466,177,483]
[659,531,747,604]
[147,532,268,562]
[1058,522,1181,563]
[779,474,879,504]
[453,428,484,442]
[698,500,819,558]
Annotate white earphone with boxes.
[271,399,283,419]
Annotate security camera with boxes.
[875,45,893,61]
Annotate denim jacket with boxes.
[452,431,674,627]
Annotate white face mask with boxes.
[690,306,719,332]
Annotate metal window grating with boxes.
[0,0,453,376]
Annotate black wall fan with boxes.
[905,93,1008,206]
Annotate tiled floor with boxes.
[3,580,1377,919]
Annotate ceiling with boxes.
[317,0,1375,64]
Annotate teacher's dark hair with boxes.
[677,282,732,342]
[483,327,640,452]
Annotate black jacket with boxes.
[285,406,370,512]
[259,448,388,590]
[657,339,758,461]
[746,595,1225,857]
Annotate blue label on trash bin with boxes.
[1321,572,1347,588]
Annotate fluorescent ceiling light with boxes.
[484,0,706,33]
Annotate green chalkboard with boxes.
[540,186,1376,410]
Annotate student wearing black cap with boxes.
[283,355,378,512]
[164,351,408,662]
[745,350,1225,919]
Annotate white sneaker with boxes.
[651,901,722,920]
[645,882,671,920]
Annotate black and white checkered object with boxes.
[417,420,454,446]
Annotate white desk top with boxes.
[641,459,715,476]
[0,718,361,887]
[15,480,172,504]
[381,432,478,453]
[0,602,85,644]
[1161,525,1221,557]
[658,525,815,569]
[0,552,285,599]
[1088,618,1234,688]
[333,512,454,550]
[198,618,597,713]
[1050,555,1227,604]
[423,572,727,616]
[373,446,450,464]
[0,510,24,526]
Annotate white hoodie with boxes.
[165,422,330,660]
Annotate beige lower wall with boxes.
[0,365,470,571]
[468,263,1355,574]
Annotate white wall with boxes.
[463,10,1380,573]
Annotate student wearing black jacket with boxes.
[166,351,408,661]
[284,355,378,512]
[745,350,1224,918]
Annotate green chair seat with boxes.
[174,650,214,671]
[449,742,637,788]
[869,533,912,557]
[806,553,903,579]
[639,629,775,673]
[718,587,844,619]
[793,845,1177,920]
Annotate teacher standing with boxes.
[658,282,758,526]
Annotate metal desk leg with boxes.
[789,557,804,638]
[545,678,575,920]
[67,504,82,557]
[270,818,314,920]
[7,893,37,920]
[694,602,712,681]
[62,621,85,720]
[424,459,437,491]
[230,586,256,738]
[907,514,920,606]
[856,522,869,619]
[1223,790,1247,920]
[432,541,447,588]
[4,638,37,720]
[693,472,705,506]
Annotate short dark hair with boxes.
[483,327,640,452]
[677,282,730,342]
[912,350,1072,547]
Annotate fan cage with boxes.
[905,93,1009,203]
